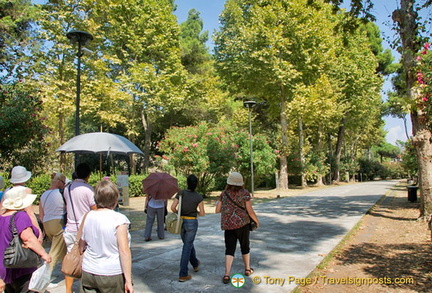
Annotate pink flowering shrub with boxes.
[416,42,432,127]
[158,122,277,194]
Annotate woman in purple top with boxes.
[0,186,52,292]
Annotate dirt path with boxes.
[296,183,431,293]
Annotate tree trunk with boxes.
[278,90,289,189]
[333,117,346,182]
[393,0,432,218]
[141,109,152,173]
[298,118,307,187]
[413,130,432,217]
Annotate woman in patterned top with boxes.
[215,172,259,284]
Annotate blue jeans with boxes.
[179,219,199,277]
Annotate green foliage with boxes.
[382,161,405,178]
[158,122,277,195]
[179,9,211,74]
[287,152,330,182]
[372,142,401,162]
[0,82,50,172]
[400,140,418,177]
[0,0,38,80]
[416,43,432,130]
[340,156,360,175]
[358,158,386,180]
[26,173,51,204]
[127,174,147,198]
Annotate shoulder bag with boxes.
[224,191,258,231]
[4,212,41,268]
[61,211,89,279]
[166,191,183,234]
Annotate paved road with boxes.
[48,180,398,293]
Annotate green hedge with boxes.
[5,172,190,203]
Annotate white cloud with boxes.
[386,125,405,146]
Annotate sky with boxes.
[173,0,430,146]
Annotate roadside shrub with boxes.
[27,174,51,204]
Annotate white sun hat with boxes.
[227,172,244,186]
[2,186,37,210]
[9,166,32,184]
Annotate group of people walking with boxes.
[0,165,259,292]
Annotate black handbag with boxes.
[224,191,258,231]
[4,212,41,268]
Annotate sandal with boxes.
[222,275,230,284]
[245,268,254,276]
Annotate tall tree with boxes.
[330,20,383,182]
[392,0,432,218]
[0,0,38,81]
[215,0,347,189]
[179,9,211,74]
[322,0,432,217]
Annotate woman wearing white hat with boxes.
[215,172,259,284]
[0,186,52,292]
[3,166,43,244]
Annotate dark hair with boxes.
[225,185,242,192]
[187,174,198,191]
[94,180,119,209]
[76,163,91,179]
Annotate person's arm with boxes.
[0,278,5,292]
[144,195,150,212]
[78,238,87,254]
[24,205,43,243]
[22,188,43,243]
[117,224,134,293]
[197,201,205,217]
[215,194,222,213]
[171,198,179,213]
[245,201,259,228]
[38,202,44,223]
[20,227,52,263]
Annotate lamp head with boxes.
[243,100,257,109]
[66,30,93,46]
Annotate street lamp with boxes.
[243,100,257,196]
[66,30,93,137]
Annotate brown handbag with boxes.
[61,212,89,278]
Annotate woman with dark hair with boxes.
[79,181,134,293]
[215,172,259,284]
[171,174,205,282]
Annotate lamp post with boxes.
[243,100,256,196]
[66,30,93,137]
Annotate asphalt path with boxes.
[48,180,398,293]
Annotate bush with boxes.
[27,174,51,204]
[128,174,147,197]
[159,122,277,195]
[358,158,387,180]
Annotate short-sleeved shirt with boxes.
[148,198,165,209]
[40,188,66,222]
[0,211,40,283]
[81,210,131,276]
[176,190,203,218]
[64,179,95,233]
[219,189,251,230]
